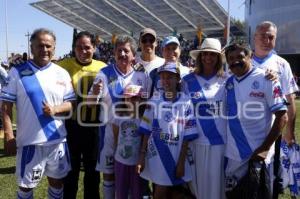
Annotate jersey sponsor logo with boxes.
[20,68,34,76]
[32,168,42,182]
[251,80,260,89]
[185,119,197,129]
[273,86,283,98]
[249,91,265,98]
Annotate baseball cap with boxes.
[140,28,157,39]
[157,62,180,75]
[161,36,180,48]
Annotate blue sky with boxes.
[0,0,244,61]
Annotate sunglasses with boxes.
[141,37,155,44]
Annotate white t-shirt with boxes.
[139,94,198,186]
[113,118,141,165]
[182,73,227,145]
[252,53,299,95]
[135,54,165,74]
[0,61,76,147]
[224,67,287,161]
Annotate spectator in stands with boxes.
[252,21,299,146]
[58,31,106,199]
[88,35,147,199]
[22,52,28,61]
[182,38,226,199]
[135,28,165,73]
[1,28,75,199]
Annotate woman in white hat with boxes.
[182,38,227,199]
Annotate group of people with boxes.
[1,20,298,199]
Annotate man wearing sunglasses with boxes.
[135,28,165,73]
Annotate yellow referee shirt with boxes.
[58,58,106,123]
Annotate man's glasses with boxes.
[141,37,155,44]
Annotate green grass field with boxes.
[1,100,300,198]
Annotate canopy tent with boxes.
[31,0,243,40]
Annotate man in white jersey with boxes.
[252,22,299,197]
[1,28,76,199]
[88,35,147,199]
[135,28,165,73]
[224,43,288,196]
[252,21,299,146]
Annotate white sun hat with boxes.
[190,38,222,60]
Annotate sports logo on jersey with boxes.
[226,82,234,90]
[249,91,264,98]
[32,169,42,181]
[273,86,283,98]
[137,79,143,85]
[251,81,260,89]
[164,111,173,122]
[203,83,210,90]
[20,68,34,76]
[192,92,202,99]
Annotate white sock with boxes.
[47,186,63,199]
[17,189,33,199]
[103,180,115,199]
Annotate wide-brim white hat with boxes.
[190,38,222,60]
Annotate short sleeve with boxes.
[281,61,299,95]
[0,68,18,102]
[63,72,76,102]
[265,80,287,112]
[139,105,154,135]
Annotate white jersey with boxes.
[139,94,198,186]
[113,118,141,166]
[182,73,227,145]
[224,67,287,161]
[91,64,147,172]
[0,61,76,147]
[252,53,299,95]
[91,64,147,124]
[135,54,165,73]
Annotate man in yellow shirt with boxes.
[58,31,106,199]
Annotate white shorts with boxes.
[96,124,115,174]
[16,142,71,188]
[189,143,226,199]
